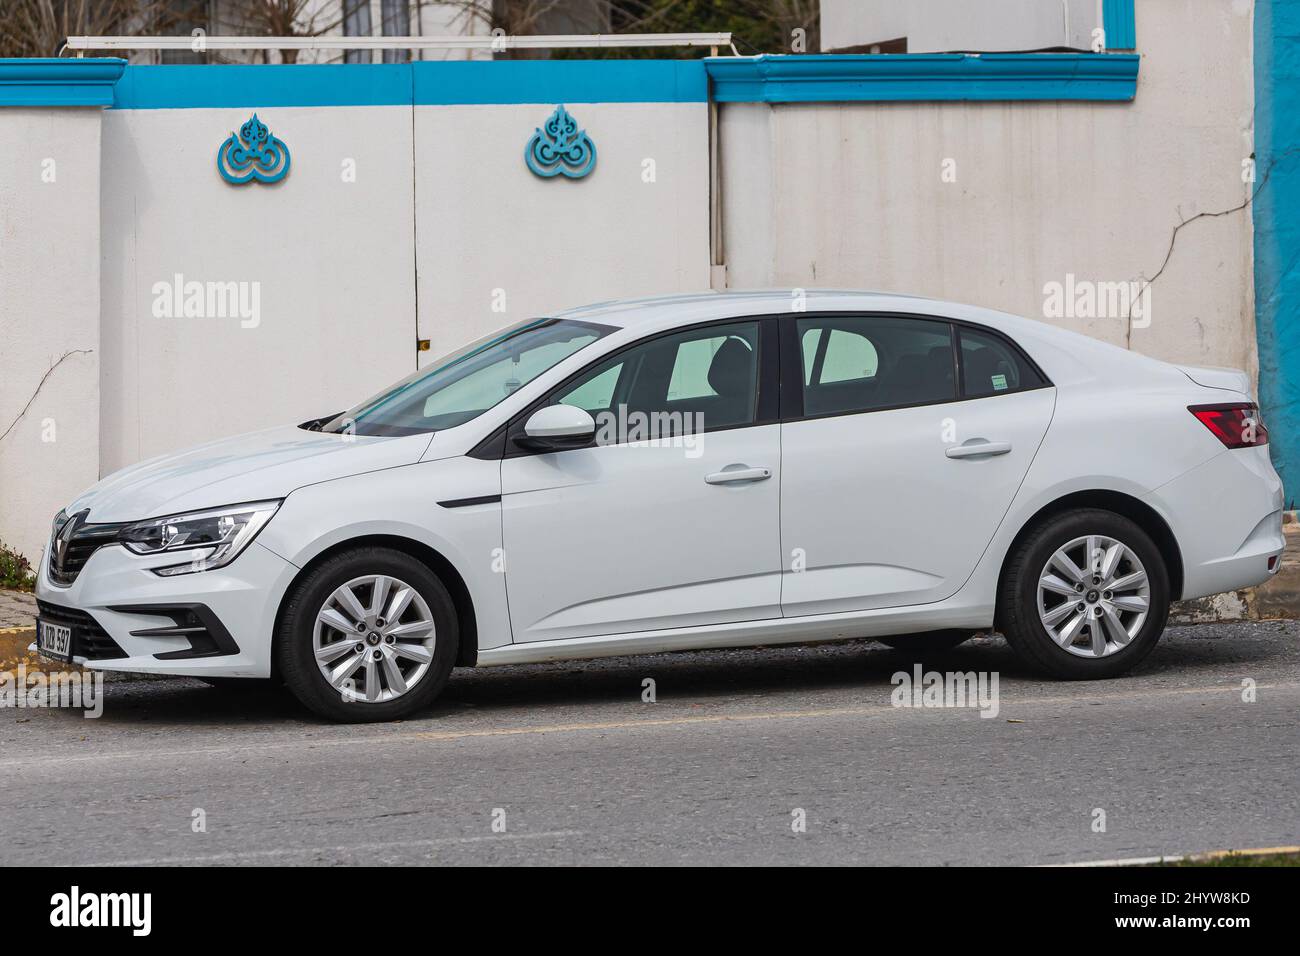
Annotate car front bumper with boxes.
[33,540,298,678]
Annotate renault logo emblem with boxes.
[53,512,81,571]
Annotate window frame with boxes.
[469,310,1051,459]
[778,311,1052,423]
[485,315,781,459]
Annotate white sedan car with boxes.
[35,292,1284,721]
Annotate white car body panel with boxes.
[779,388,1056,615]
[501,424,782,642]
[255,455,513,653]
[32,290,1285,679]
[65,425,434,523]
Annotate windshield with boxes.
[318,317,613,437]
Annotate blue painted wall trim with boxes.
[1253,0,1300,506]
[3,55,1136,110]
[109,60,707,109]
[705,53,1139,103]
[0,58,126,107]
[111,64,412,109]
[1103,0,1137,50]
[412,60,706,104]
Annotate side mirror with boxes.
[518,404,597,451]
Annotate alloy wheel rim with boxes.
[312,574,436,703]
[1036,534,1150,659]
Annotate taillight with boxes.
[1188,403,1269,448]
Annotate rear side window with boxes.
[796,315,954,416]
[959,327,1045,397]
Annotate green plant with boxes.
[0,541,36,591]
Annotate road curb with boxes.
[1051,845,1300,867]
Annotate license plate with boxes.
[36,619,72,663]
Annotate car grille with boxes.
[36,600,128,661]
[48,512,128,586]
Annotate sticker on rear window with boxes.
[991,373,1008,391]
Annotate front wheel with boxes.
[276,547,458,722]
[998,508,1169,679]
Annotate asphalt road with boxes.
[1,621,1296,866]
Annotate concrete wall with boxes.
[99,104,417,473]
[0,108,104,561]
[821,0,1101,53]
[726,0,1257,377]
[414,102,709,356]
[98,97,707,472]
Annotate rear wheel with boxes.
[277,547,458,722]
[999,509,1169,679]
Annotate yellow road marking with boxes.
[1194,844,1300,860]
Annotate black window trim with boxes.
[951,321,1049,400]
[778,310,1053,424]
[469,309,1052,459]
[471,314,781,460]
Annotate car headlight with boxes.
[120,501,281,576]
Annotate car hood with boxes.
[68,425,434,523]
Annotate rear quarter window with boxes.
[959,327,1045,397]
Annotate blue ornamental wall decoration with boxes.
[217,113,291,185]
[525,105,596,179]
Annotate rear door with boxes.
[779,314,1055,616]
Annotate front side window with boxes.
[797,315,954,416]
[552,321,761,444]
[319,318,612,437]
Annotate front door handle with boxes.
[945,439,1012,459]
[705,465,773,485]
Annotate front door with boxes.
[502,319,783,643]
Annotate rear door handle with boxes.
[705,466,772,484]
[945,439,1012,459]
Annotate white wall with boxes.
[0,108,104,561]
[95,97,709,477]
[414,102,710,356]
[729,0,1256,376]
[99,105,418,473]
[822,0,1102,53]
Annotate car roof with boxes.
[557,289,939,326]
[555,288,1040,335]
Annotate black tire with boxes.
[998,508,1169,679]
[878,630,972,655]
[276,547,459,722]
